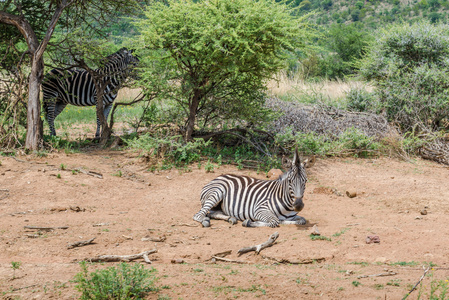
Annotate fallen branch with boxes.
[211,256,249,264]
[402,266,431,300]
[262,255,326,264]
[68,237,96,249]
[357,271,397,279]
[82,249,157,264]
[74,168,103,179]
[24,225,69,231]
[238,232,279,255]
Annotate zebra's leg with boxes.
[279,215,307,225]
[193,192,224,227]
[95,103,113,139]
[242,209,280,228]
[44,100,57,136]
[209,210,238,225]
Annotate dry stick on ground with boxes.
[211,256,249,264]
[357,271,397,279]
[24,226,69,231]
[262,256,326,264]
[402,266,431,300]
[73,168,103,179]
[67,237,96,249]
[238,232,279,255]
[83,249,157,264]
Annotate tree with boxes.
[359,21,449,132]
[135,0,314,141]
[0,0,137,150]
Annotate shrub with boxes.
[125,133,212,168]
[358,21,449,132]
[346,87,380,113]
[74,262,158,300]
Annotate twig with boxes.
[67,237,96,249]
[82,249,157,264]
[174,223,198,227]
[357,271,397,279]
[262,255,326,264]
[238,232,279,255]
[394,227,403,232]
[74,168,103,179]
[211,256,249,264]
[24,226,69,231]
[402,266,431,300]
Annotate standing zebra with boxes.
[193,149,310,228]
[42,48,139,138]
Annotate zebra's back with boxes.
[42,69,115,106]
[200,174,275,221]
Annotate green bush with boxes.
[358,20,449,132]
[125,133,212,168]
[346,87,380,113]
[74,262,158,300]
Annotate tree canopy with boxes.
[135,0,315,141]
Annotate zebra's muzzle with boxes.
[293,197,304,212]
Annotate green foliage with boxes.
[125,133,212,168]
[352,281,361,287]
[134,0,315,140]
[309,234,331,241]
[10,261,21,279]
[346,87,380,113]
[359,21,449,132]
[275,127,381,157]
[74,261,158,300]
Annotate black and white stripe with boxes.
[193,149,308,228]
[42,48,138,137]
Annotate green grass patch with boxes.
[74,261,158,300]
[309,234,332,241]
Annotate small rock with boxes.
[171,259,184,264]
[310,225,320,236]
[345,270,353,276]
[415,216,422,220]
[366,235,380,244]
[346,189,357,198]
[420,209,427,215]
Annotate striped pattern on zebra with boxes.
[42,48,139,137]
[193,149,309,228]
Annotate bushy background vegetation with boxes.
[1,0,449,168]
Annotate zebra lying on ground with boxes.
[42,48,139,138]
[193,149,310,228]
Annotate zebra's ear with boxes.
[292,147,301,167]
[281,155,291,170]
[303,155,316,169]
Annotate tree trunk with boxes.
[185,89,202,142]
[25,55,44,149]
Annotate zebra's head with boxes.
[282,148,310,212]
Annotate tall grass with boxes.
[267,71,373,109]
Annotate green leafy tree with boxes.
[0,0,138,150]
[135,0,315,141]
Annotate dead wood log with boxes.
[82,249,157,264]
[68,237,96,249]
[262,255,326,264]
[238,232,279,255]
[24,225,68,231]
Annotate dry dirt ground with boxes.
[1,149,449,300]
